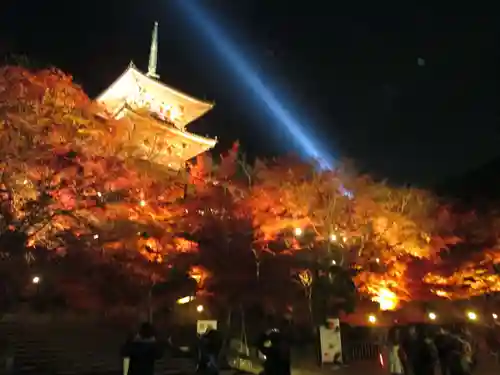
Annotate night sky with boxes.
[0,1,497,186]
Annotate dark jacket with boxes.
[401,336,418,372]
[257,332,291,375]
[121,335,163,375]
[197,330,222,374]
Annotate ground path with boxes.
[217,358,499,375]
[291,359,499,375]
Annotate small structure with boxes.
[96,22,217,169]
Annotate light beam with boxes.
[174,0,335,169]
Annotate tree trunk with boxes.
[219,308,233,361]
[147,282,155,323]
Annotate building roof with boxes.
[96,63,214,130]
[121,107,217,170]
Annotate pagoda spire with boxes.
[147,21,160,79]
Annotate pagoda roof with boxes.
[96,63,214,129]
[121,107,217,170]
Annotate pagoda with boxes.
[96,22,217,170]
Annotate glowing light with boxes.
[93,234,99,239]
[375,258,380,263]
[196,304,204,313]
[466,311,477,321]
[434,290,449,298]
[330,234,337,242]
[368,314,377,324]
[340,186,354,199]
[96,191,102,197]
[169,105,182,121]
[176,296,194,304]
[175,0,334,169]
[294,227,303,237]
[139,200,146,207]
[189,266,206,285]
[331,260,337,265]
[379,353,384,367]
[373,288,398,311]
[191,274,202,283]
[428,312,437,320]
[32,276,40,284]
[493,313,498,319]
[298,270,313,287]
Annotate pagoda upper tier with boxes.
[96,62,214,131]
[95,22,216,170]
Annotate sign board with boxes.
[319,318,342,364]
[197,319,217,334]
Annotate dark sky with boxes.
[0,1,498,186]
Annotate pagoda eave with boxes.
[96,64,214,130]
[121,108,216,170]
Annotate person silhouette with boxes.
[121,322,163,375]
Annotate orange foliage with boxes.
[180,148,473,311]
[244,157,461,305]
[0,66,138,251]
[0,66,197,309]
[4,64,499,314]
[422,248,500,299]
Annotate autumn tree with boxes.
[0,66,184,311]
[345,177,460,305]
[0,66,136,243]
[246,155,464,315]
[245,157,363,324]
[0,64,484,319]
[421,209,500,300]
[180,145,259,309]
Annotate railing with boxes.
[343,341,381,362]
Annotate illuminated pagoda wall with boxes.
[96,22,217,170]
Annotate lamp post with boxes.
[31,275,41,309]
[147,281,157,323]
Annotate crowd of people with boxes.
[120,322,290,375]
[119,320,498,375]
[384,324,479,375]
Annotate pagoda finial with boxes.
[147,21,159,79]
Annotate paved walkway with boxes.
[218,361,383,375]
[219,359,500,375]
[291,361,383,375]
[291,358,500,375]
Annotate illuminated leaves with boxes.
[422,246,500,299]
[3,64,499,313]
